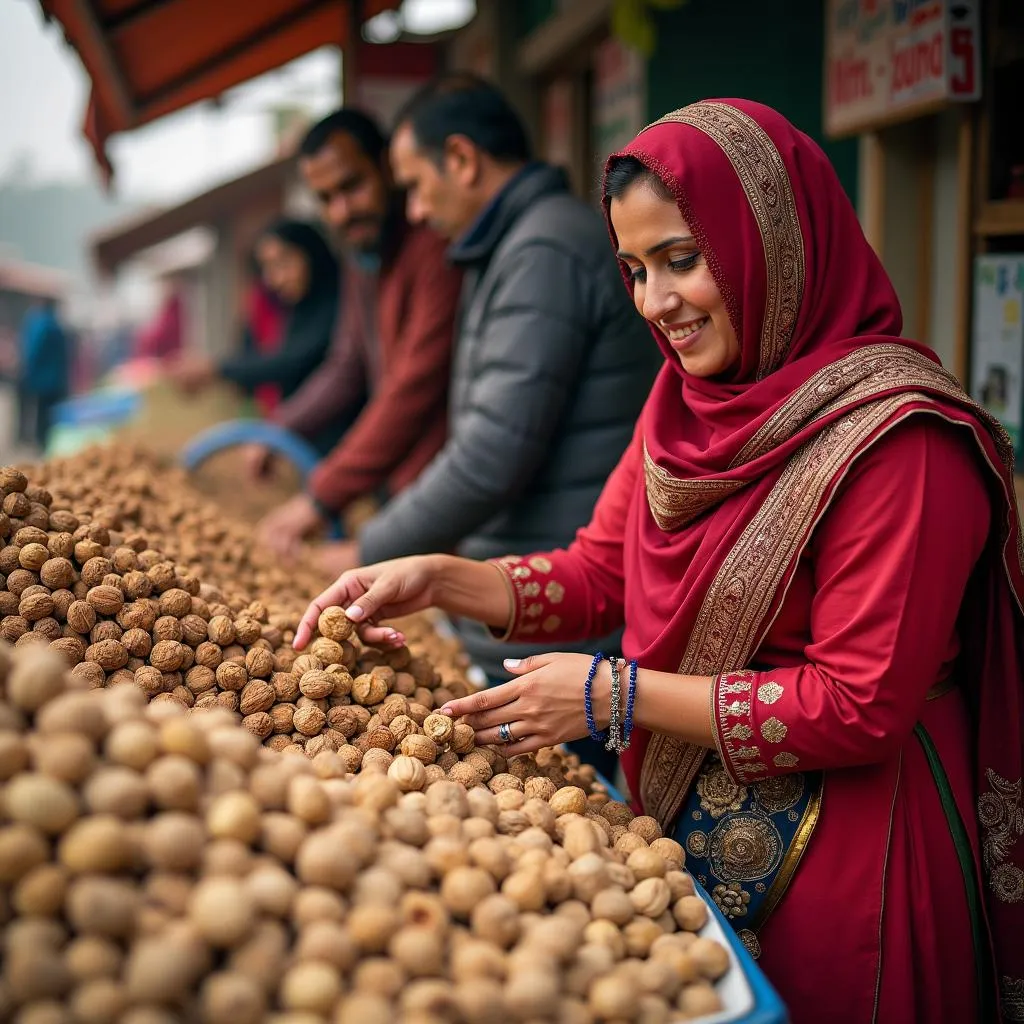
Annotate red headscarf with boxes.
[603,99,1024,1009]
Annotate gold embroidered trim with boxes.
[489,556,566,644]
[643,441,746,531]
[773,752,799,768]
[757,682,784,705]
[978,768,1024,904]
[488,559,519,642]
[642,388,956,821]
[750,775,823,929]
[647,102,805,377]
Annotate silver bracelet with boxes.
[605,657,622,752]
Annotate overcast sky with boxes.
[0,0,342,202]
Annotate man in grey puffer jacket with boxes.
[357,74,658,688]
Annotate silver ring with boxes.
[498,722,515,744]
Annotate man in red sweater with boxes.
[256,109,461,560]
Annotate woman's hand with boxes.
[294,555,514,652]
[294,554,444,650]
[440,653,606,756]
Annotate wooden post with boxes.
[343,0,363,106]
[859,132,886,260]
[952,106,976,387]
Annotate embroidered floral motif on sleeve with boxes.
[773,752,800,768]
[757,681,784,705]
[978,768,1024,904]
[487,555,569,644]
[760,716,788,743]
[714,672,766,784]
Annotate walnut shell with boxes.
[86,638,128,671]
[299,670,334,700]
[423,713,454,746]
[318,607,354,642]
[400,734,438,764]
[293,706,327,737]
[20,592,54,622]
[153,615,183,643]
[19,542,50,571]
[207,616,235,646]
[649,837,685,870]
[244,647,274,680]
[239,680,275,716]
[366,727,397,752]
[158,589,192,618]
[216,662,248,692]
[242,712,274,740]
[40,557,75,590]
[149,640,185,673]
[352,673,388,707]
[388,755,427,792]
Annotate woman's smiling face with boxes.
[610,181,739,378]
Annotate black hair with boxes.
[394,73,532,165]
[603,155,674,203]
[298,108,388,164]
[257,218,339,304]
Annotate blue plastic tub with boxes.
[51,389,141,429]
[179,419,342,538]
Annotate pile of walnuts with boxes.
[0,644,730,1024]
[0,452,734,1021]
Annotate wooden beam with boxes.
[953,106,976,387]
[517,0,613,77]
[914,123,935,347]
[70,0,136,125]
[859,132,886,259]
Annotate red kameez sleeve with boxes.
[711,418,993,784]
[489,427,641,643]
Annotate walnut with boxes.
[352,673,388,707]
[121,627,152,658]
[388,755,427,792]
[49,635,86,666]
[448,762,484,788]
[318,607,354,642]
[293,706,327,737]
[158,588,191,618]
[150,640,185,673]
[179,614,208,647]
[400,734,438,764]
[39,557,75,590]
[549,786,588,817]
[630,877,672,918]
[292,654,323,675]
[185,665,216,695]
[309,637,344,665]
[80,556,114,587]
[121,571,152,600]
[2,491,30,517]
[152,616,183,643]
[19,592,54,622]
[366,728,397,752]
[244,647,274,679]
[6,568,37,595]
[299,670,334,700]
[147,562,177,593]
[233,618,261,645]
[423,713,454,746]
[207,616,235,646]
[86,638,129,671]
[388,715,418,745]
[194,642,222,669]
[18,541,50,571]
[215,662,248,692]
[269,704,296,734]
[649,837,685,870]
[239,680,275,715]
[242,712,274,740]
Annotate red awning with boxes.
[38,0,398,181]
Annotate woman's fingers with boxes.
[356,623,405,647]
[462,701,525,733]
[472,719,530,747]
[440,681,520,719]
[295,576,362,649]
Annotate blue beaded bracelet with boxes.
[622,658,638,749]
[584,652,606,742]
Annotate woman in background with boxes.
[170,219,340,412]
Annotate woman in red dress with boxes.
[297,100,1024,1023]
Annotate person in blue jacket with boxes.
[18,298,71,451]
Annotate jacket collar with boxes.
[447,162,570,266]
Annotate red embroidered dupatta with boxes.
[602,100,1024,1015]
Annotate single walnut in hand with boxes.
[317,607,354,642]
